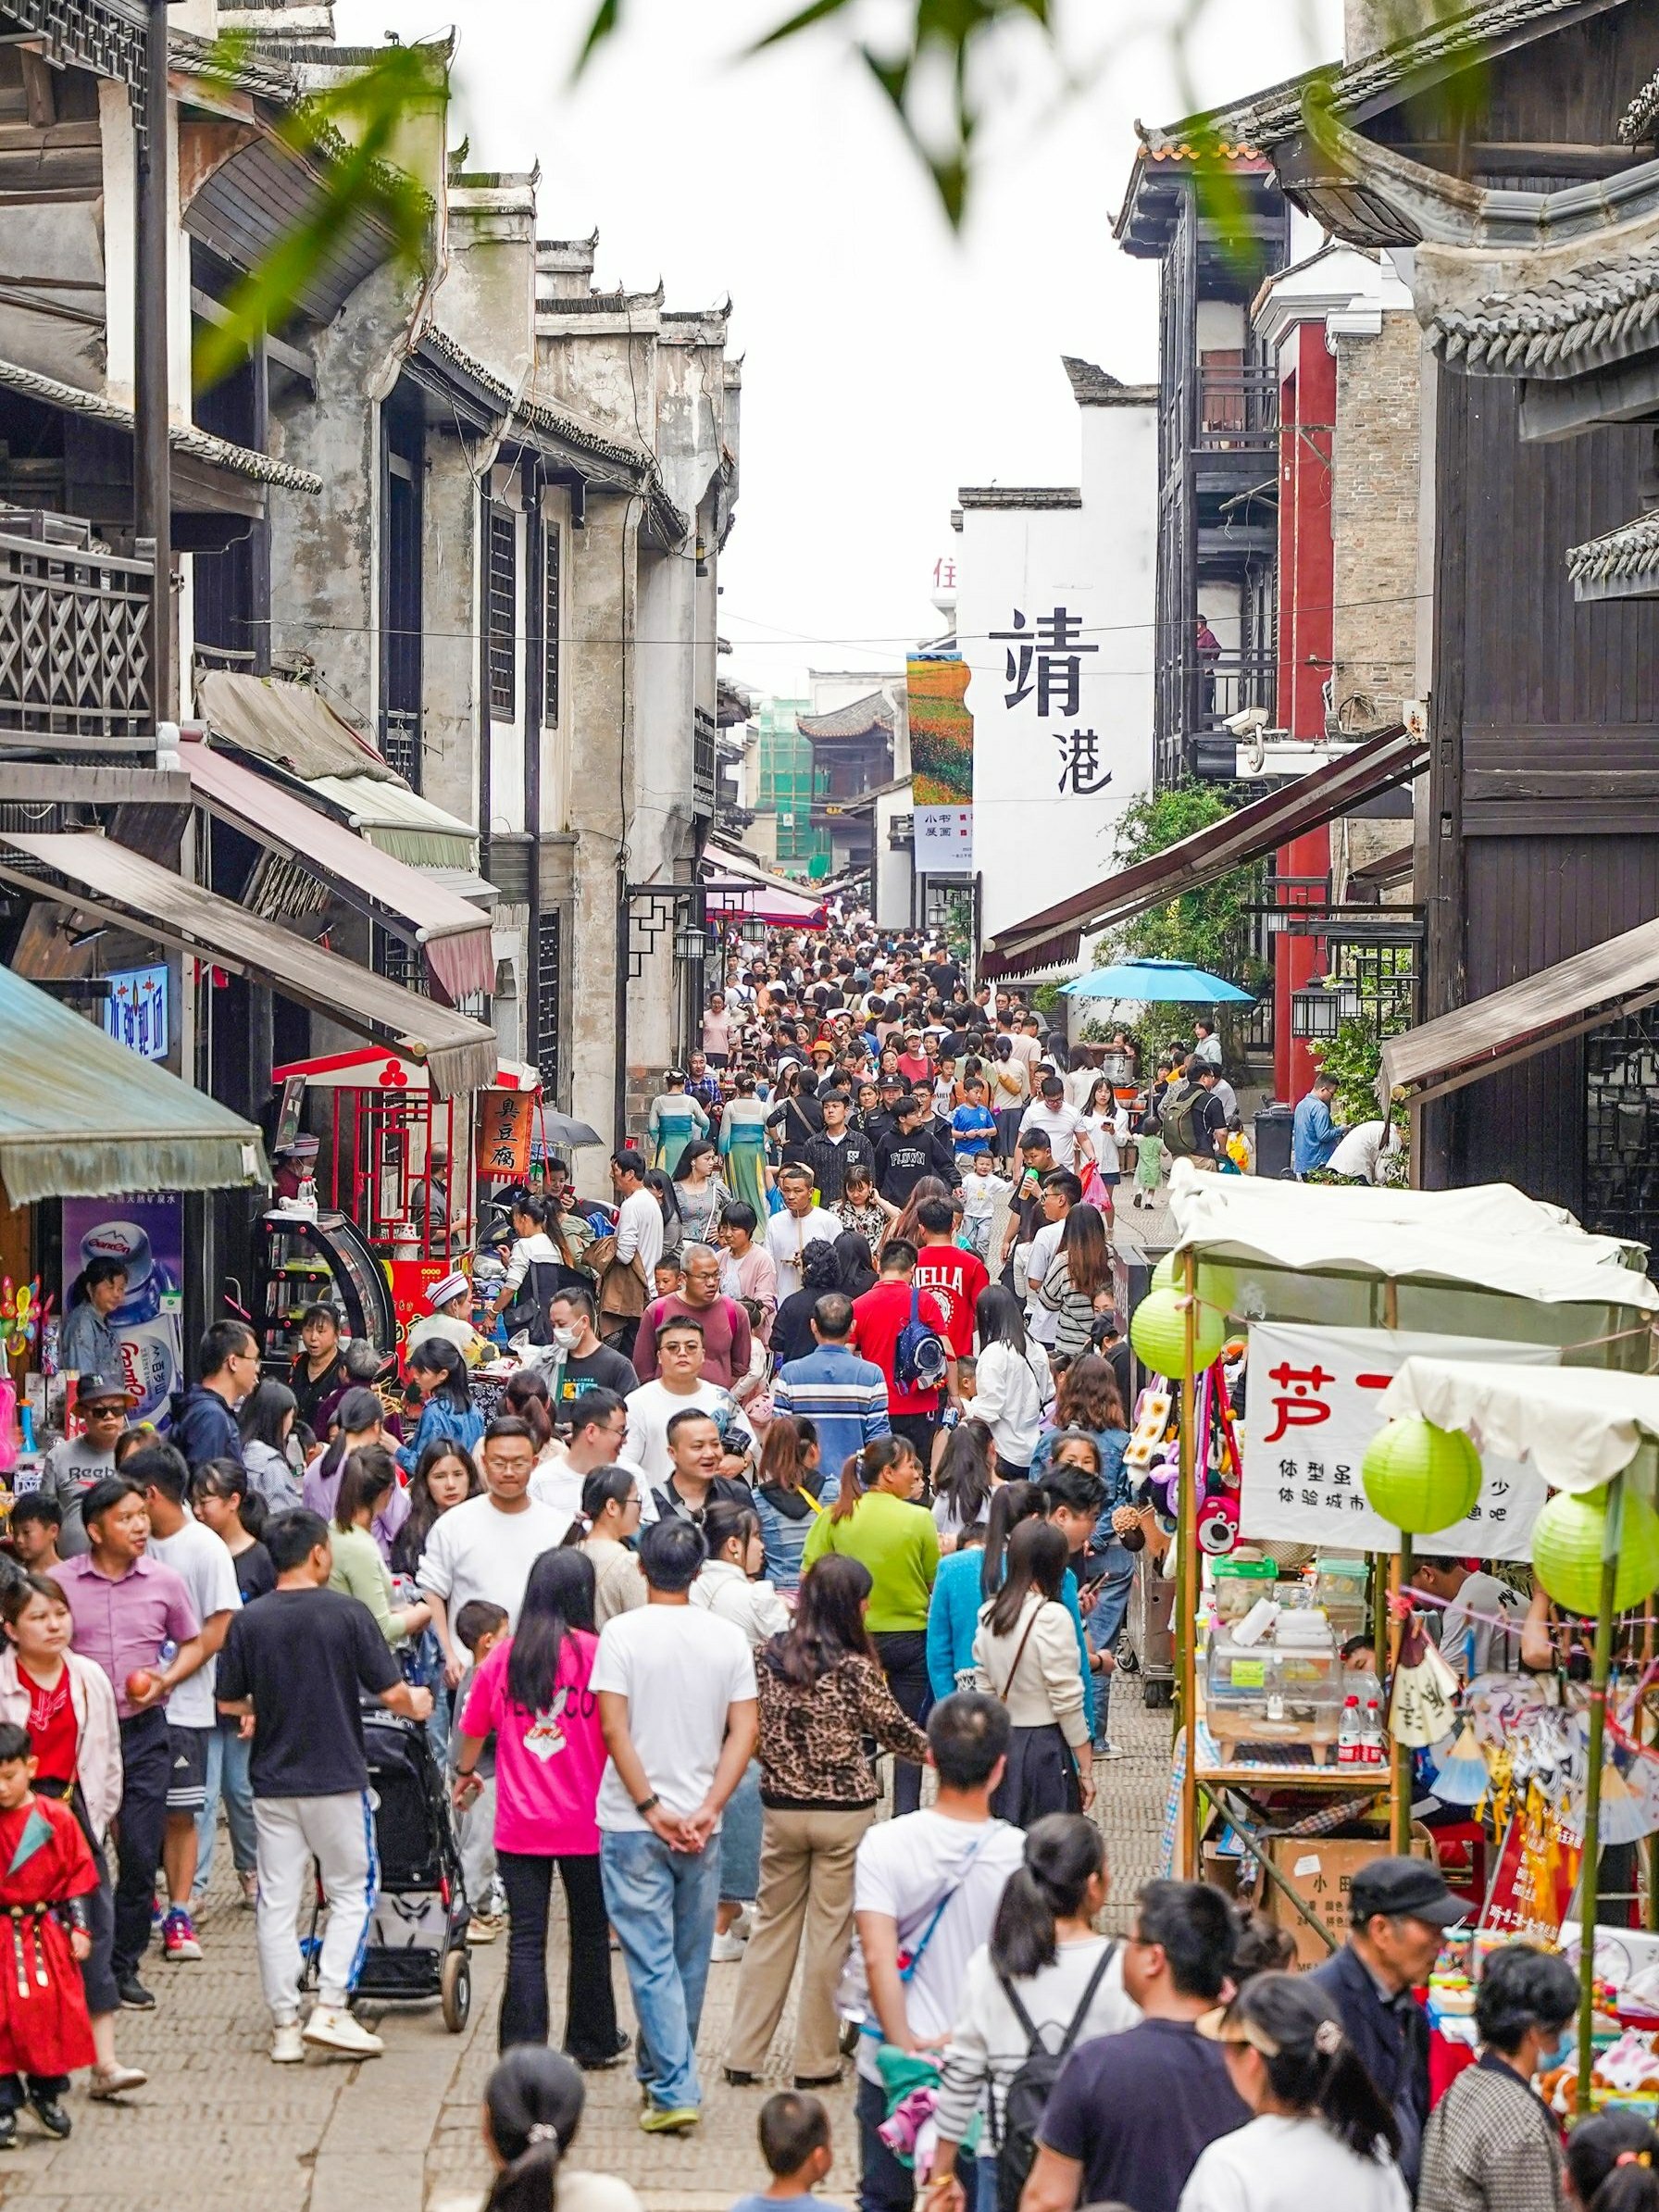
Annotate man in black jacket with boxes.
[803,1090,875,1205]
[1305,1856,1464,2192]
[874,1096,960,1205]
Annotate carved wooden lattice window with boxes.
[487,506,517,720]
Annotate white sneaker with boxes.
[271,2022,305,2065]
[302,2006,384,2058]
[730,1908,754,1941]
[709,1930,747,1963]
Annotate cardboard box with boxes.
[1266,1833,1433,1969]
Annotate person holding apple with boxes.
[55,1479,206,2013]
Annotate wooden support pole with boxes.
[1579,1532,1619,2112]
[1178,1247,1199,1878]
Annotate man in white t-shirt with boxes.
[626,1320,756,1500]
[851,1693,1024,2211]
[611,1148,665,1289]
[1017,1076,1093,1174]
[763,1164,842,1301]
[417,1418,571,1684]
[1023,1171,1081,1348]
[593,1517,757,2134]
[135,1444,243,1959]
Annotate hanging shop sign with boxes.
[478,1088,535,1182]
[1241,1323,1557,1559]
[102,965,168,1062]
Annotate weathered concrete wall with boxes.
[1331,308,1422,735]
[420,433,481,831]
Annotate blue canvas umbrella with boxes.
[1061,958,1254,1004]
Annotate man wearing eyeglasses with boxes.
[168,1320,259,1474]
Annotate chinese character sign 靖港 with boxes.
[1240,1323,1558,1560]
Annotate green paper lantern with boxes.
[1129,1286,1226,1378]
[1152,1249,1238,1318]
[1360,1418,1482,1534]
[1531,1486,1659,1618]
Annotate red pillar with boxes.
[1271,322,1336,1103]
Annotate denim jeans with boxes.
[600,1826,723,2113]
[1088,1546,1136,1743]
[195,1717,257,1894]
[718,1761,763,1905]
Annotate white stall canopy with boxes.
[1381,1356,1659,1495]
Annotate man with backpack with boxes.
[851,1240,958,1468]
[1156,1060,1209,1168]
[847,1693,1025,2212]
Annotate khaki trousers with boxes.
[725,1802,874,2081]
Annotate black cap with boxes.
[75,1372,138,1406]
[1350,1856,1464,1929]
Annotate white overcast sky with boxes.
[336,0,1344,701]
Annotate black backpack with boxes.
[994,1943,1116,2212]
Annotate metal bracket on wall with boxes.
[623,883,697,984]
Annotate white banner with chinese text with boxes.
[915,806,974,866]
[1241,1324,1558,1560]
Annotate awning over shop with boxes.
[0,834,498,1100]
[704,875,828,929]
[979,724,1427,981]
[0,965,268,1206]
[176,741,493,1004]
[1166,1157,1659,1314]
[305,778,480,870]
[1378,917,1659,1111]
[194,670,398,785]
[1383,1357,1659,1495]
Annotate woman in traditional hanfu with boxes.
[645,1069,710,1180]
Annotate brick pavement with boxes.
[0,1687,1171,2211]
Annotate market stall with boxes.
[1132,1163,1659,1960]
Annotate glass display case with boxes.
[1204,1618,1343,1762]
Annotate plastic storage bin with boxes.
[1204,1618,1343,1762]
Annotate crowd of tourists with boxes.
[0,903,1602,2212]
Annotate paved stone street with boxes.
[0,1692,1168,2211]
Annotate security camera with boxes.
[1224,705,1270,738]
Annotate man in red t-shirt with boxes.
[851,1240,958,1469]
[909,1196,989,1364]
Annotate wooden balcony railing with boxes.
[0,514,151,747]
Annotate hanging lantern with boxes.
[1152,1249,1238,1318]
[1360,1417,1481,1533]
[1531,1486,1659,1618]
[1129,1286,1226,1378]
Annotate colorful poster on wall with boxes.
[909,656,973,868]
[60,1196,185,1426]
[1241,1323,1555,1560]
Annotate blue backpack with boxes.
[894,1284,948,1393]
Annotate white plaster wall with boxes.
[962,402,1155,939]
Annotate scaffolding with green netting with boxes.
[754,698,830,869]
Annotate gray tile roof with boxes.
[1141,0,1602,158]
[1429,245,1659,376]
[0,356,322,493]
[1566,508,1659,593]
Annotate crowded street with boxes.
[7,0,1659,2208]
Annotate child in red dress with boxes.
[0,1719,98,2144]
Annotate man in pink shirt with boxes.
[632,1244,753,1389]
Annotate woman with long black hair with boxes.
[1037,1202,1112,1361]
[971,1286,1053,1480]
[1183,1971,1407,2212]
[432,2046,643,2212]
[972,1519,1092,1824]
[1565,2114,1659,2212]
[724,1554,930,2091]
[932,1813,1137,2212]
[932,1418,1000,1552]
[395,1337,484,1477]
[454,1549,621,2069]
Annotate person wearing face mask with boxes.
[542,1289,639,1419]
[1417,1943,1578,2212]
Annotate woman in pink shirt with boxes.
[454,1550,619,2066]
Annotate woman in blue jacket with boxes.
[927,1480,1094,1736]
[394,1338,483,1477]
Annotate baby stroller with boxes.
[302,1709,471,2032]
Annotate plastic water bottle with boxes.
[1363,1698,1385,1768]
[1338,1693,1361,1767]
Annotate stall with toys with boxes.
[256,1047,547,1370]
[1129,1163,1659,1985]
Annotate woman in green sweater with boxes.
[802,1433,938,1811]
[330,1445,431,1647]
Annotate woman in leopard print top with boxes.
[724,1555,929,2088]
